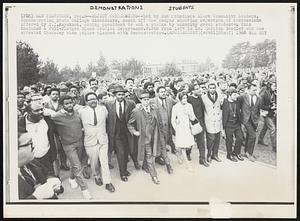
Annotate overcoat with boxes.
[202,92,223,134]
[127,104,161,161]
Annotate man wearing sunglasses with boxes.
[18,101,57,179]
[18,127,62,199]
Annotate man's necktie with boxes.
[162,99,166,109]
[119,102,123,120]
[93,108,97,125]
[250,95,255,107]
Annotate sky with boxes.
[19,34,269,70]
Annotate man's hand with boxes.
[133,131,140,136]
[32,183,55,199]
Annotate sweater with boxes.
[51,110,83,146]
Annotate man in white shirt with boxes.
[18,101,57,178]
[79,92,115,192]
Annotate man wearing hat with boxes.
[105,85,138,182]
[59,85,69,96]
[222,88,244,162]
[127,90,161,184]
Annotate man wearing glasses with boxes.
[78,92,115,192]
[18,101,57,178]
[18,127,61,199]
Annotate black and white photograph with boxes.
[3,3,296,218]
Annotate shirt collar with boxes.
[142,105,150,112]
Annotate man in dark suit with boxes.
[238,83,262,161]
[187,83,209,167]
[105,85,139,182]
[124,78,141,104]
[149,86,175,174]
[222,89,244,162]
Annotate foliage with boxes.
[17,41,41,87]
[39,59,61,83]
[86,54,109,78]
[222,39,276,69]
[110,58,144,79]
[160,63,182,77]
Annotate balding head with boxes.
[27,101,44,123]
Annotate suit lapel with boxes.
[208,93,215,104]
[111,100,117,123]
[243,94,250,106]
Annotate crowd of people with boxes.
[17,66,277,200]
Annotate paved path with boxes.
[57,147,292,202]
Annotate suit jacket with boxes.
[105,99,136,153]
[127,88,141,104]
[18,159,48,199]
[18,115,57,163]
[259,88,276,117]
[149,97,176,126]
[238,93,262,126]
[149,97,176,148]
[222,99,242,129]
[127,104,161,161]
[78,105,109,147]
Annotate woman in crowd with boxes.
[171,91,196,172]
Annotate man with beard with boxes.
[51,95,91,199]
[143,82,156,99]
[105,85,138,182]
[222,89,244,162]
[79,92,115,192]
[18,101,57,178]
[149,86,175,174]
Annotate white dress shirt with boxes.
[248,94,257,106]
[26,118,50,158]
[115,100,125,118]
